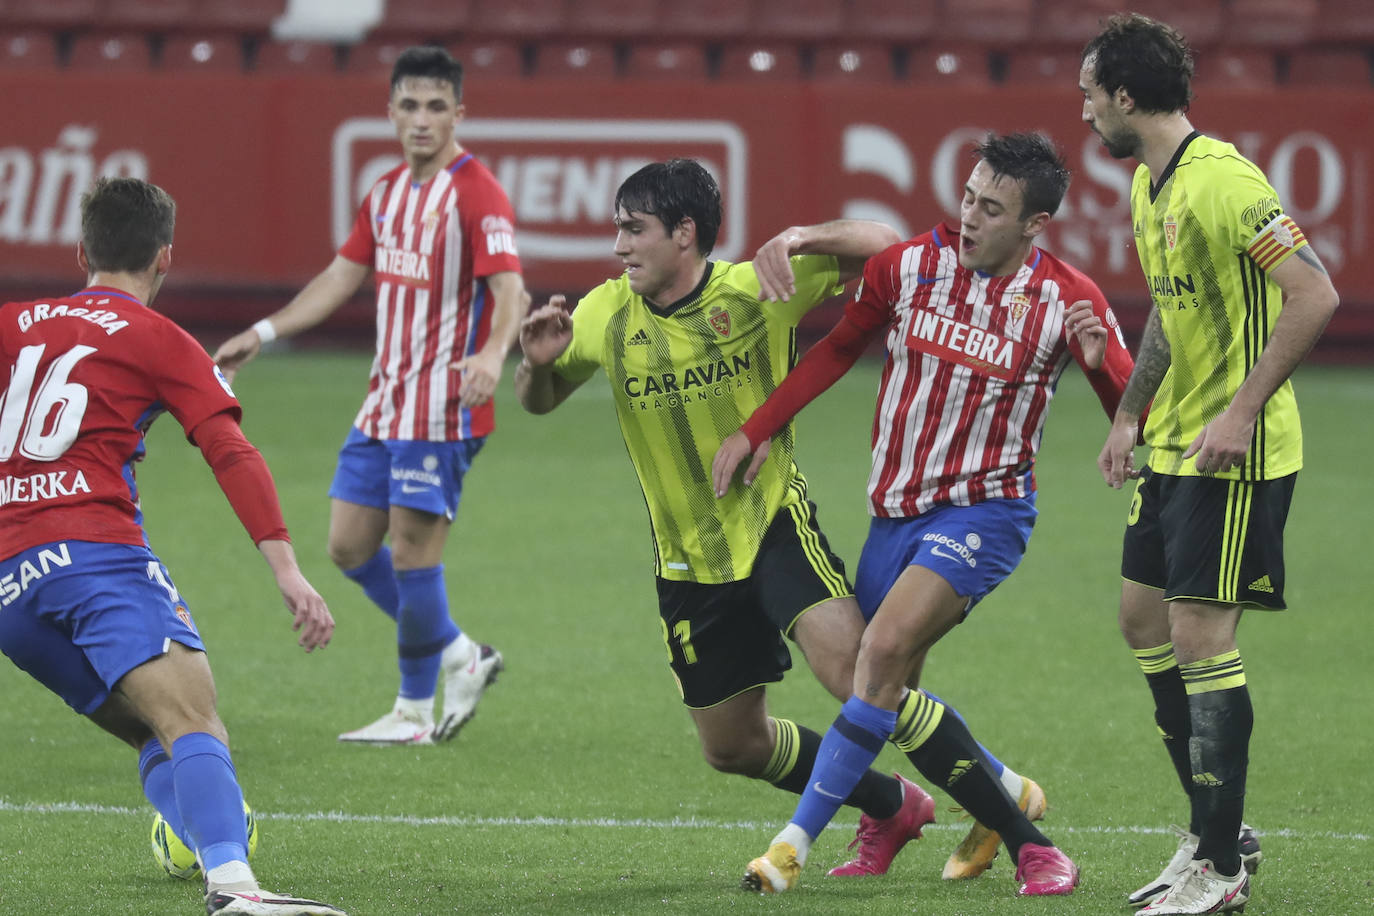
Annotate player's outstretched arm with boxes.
[257,539,335,652]
[515,295,583,414]
[754,220,901,301]
[1098,306,1168,488]
[213,255,369,382]
[454,270,529,408]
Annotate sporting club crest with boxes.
[708,305,731,337]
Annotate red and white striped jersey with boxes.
[339,151,521,441]
[853,223,1132,517]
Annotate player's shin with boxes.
[170,733,249,874]
[1181,651,1252,876]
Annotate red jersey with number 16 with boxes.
[855,223,1133,517]
[339,151,522,442]
[0,287,241,559]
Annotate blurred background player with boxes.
[718,133,1134,897]
[516,158,1037,883]
[0,177,345,915]
[1081,15,1340,914]
[216,46,526,745]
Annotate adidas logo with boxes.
[1248,574,1274,593]
[628,328,651,346]
[1192,771,1223,787]
[946,758,976,787]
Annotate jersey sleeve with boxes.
[461,171,522,278]
[764,254,845,325]
[148,319,242,437]
[842,248,901,334]
[337,194,376,265]
[1210,164,1310,273]
[1063,275,1135,422]
[551,284,614,384]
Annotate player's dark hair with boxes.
[1082,13,1193,114]
[973,132,1071,218]
[80,177,175,273]
[391,45,464,101]
[614,159,722,255]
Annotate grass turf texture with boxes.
[0,351,1369,915]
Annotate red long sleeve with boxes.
[191,411,290,544]
[740,313,881,448]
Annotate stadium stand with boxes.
[0,30,58,69]
[717,42,804,80]
[1224,0,1319,48]
[932,0,1033,45]
[534,40,618,79]
[451,39,526,78]
[1,0,102,29]
[1314,0,1374,43]
[66,32,153,71]
[907,43,993,86]
[98,0,198,31]
[162,34,244,72]
[622,41,709,80]
[369,0,473,39]
[1034,0,1226,48]
[656,0,755,39]
[753,0,847,41]
[564,0,662,39]
[253,38,338,74]
[344,37,415,74]
[1004,47,1085,85]
[1285,47,1372,86]
[1193,46,1278,88]
[812,42,896,83]
[843,0,937,43]
[469,0,568,38]
[193,0,288,34]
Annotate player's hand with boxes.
[1183,407,1255,474]
[754,228,803,302]
[276,570,335,651]
[1097,417,1140,489]
[712,430,770,497]
[452,348,503,408]
[1064,299,1108,370]
[519,295,574,367]
[212,329,263,383]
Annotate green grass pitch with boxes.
[0,351,1369,915]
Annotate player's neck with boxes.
[85,272,156,306]
[408,141,464,184]
[1138,115,1197,182]
[646,259,708,310]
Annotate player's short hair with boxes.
[80,177,176,273]
[1082,13,1193,115]
[974,132,1071,218]
[391,45,464,101]
[614,159,722,256]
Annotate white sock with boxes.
[773,823,813,866]
[394,695,435,723]
[999,767,1024,800]
[442,632,476,667]
[205,860,257,894]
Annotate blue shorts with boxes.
[854,495,1038,621]
[328,427,485,521]
[0,541,203,715]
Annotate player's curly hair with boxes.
[391,45,464,101]
[615,159,723,256]
[974,133,1071,218]
[80,177,175,273]
[1082,13,1193,115]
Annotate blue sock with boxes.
[921,689,1006,776]
[395,565,460,700]
[139,738,191,846]
[343,546,401,621]
[793,696,898,840]
[170,733,247,872]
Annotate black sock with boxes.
[761,717,903,820]
[1134,643,1200,834]
[1181,653,1252,875]
[891,690,1049,860]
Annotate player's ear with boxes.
[1023,211,1051,241]
[1114,86,1135,114]
[156,244,173,276]
[76,241,91,277]
[675,217,697,251]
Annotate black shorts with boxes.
[656,497,853,709]
[1121,469,1296,610]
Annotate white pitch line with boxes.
[1,799,1369,843]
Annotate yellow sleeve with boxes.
[552,282,616,384]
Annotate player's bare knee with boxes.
[701,739,768,776]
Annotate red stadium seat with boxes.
[451,40,525,79]
[370,0,473,38]
[564,0,662,39]
[534,40,617,78]
[0,30,59,69]
[657,0,755,39]
[1285,48,1372,86]
[812,43,895,82]
[933,0,1032,46]
[1313,0,1374,43]
[1223,0,1318,47]
[753,0,846,40]
[66,32,154,71]
[1004,48,1084,85]
[345,38,413,74]
[99,0,198,30]
[2,0,102,29]
[716,42,803,80]
[192,0,288,34]
[468,0,568,38]
[1193,47,1277,88]
[162,34,243,72]
[623,41,709,80]
[1036,0,1226,48]
[907,43,992,85]
[254,39,338,73]
[842,0,936,43]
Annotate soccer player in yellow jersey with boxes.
[516,159,1044,884]
[1080,15,1340,915]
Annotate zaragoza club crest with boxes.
[708,305,731,337]
[1163,214,1178,251]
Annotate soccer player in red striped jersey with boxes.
[720,133,1132,896]
[0,178,344,915]
[215,47,526,745]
